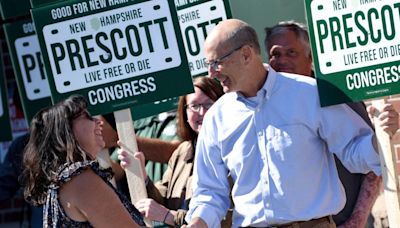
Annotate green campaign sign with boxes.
[177,0,231,76]
[0,0,53,123]
[131,96,178,120]
[131,0,232,120]
[0,0,31,19]
[32,0,193,115]
[0,72,12,142]
[305,0,400,106]
[3,20,53,122]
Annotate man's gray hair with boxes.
[264,20,310,57]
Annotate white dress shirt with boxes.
[186,66,381,228]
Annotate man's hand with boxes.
[182,217,208,228]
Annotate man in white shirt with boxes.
[185,19,381,228]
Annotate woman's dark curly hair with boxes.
[20,95,90,206]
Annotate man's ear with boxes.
[242,45,253,65]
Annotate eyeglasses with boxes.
[205,45,243,71]
[186,103,214,113]
[73,110,94,121]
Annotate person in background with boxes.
[0,133,29,202]
[20,95,144,227]
[119,76,232,227]
[264,20,399,228]
[0,134,29,201]
[0,89,41,227]
[132,111,181,182]
[185,19,382,228]
[0,133,43,227]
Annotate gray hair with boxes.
[264,20,310,57]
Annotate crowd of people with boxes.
[118,76,230,227]
[1,17,399,228]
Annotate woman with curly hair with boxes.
[21,95,145,227]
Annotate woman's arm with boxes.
[60,169,142,228]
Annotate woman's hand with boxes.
[136,198,171,223]
[117,142,147,181]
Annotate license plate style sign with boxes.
[44,3,180,93]
[2,19,53,122]
[130,0,232,120]
[177,0,230,76]
[305,0,400,106]
[15,34,50,100]
[32,0,193,115]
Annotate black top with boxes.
[43,160,145,227]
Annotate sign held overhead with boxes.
[32,0,193,115]
[306,0,400,106]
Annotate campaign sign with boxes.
[3,20,53,122]
[305,0,400,106]
[31,0,193,115]
[177,0,231,76]
[0,73,12,142]
[30,0,54,8]
[131,96,178,120]
[131,0,232,120]
[0,0,31,20]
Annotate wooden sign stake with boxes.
[372,98,400,227]
[114,108,151,226]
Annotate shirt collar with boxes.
[235,63,277,102]
[263,64,277,100]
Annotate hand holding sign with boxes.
[306,1,400,226]
[368,103,399,138]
